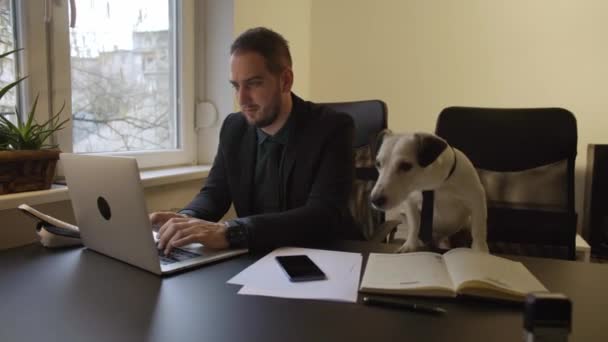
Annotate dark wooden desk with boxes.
[0,242,606,342]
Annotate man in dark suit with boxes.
[152,27,357,254]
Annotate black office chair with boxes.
[421,107,578,260]
[322,100,400,243]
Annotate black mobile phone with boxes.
[275,255,327,282]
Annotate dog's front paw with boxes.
[471,240,489,253]
[397,239,422,253]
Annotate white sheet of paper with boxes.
[227,247,362,303]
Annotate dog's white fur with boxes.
[370,131,489,253]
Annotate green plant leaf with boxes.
[23,94,39,132]
[0,124,10,149]
[0,76,27,102]
[35,100,67,130]
[0,113,20,132]
[1,49,70,150]
[0,48,23,59]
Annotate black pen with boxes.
[362,296,447,315]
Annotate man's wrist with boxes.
[177,209,198,218]
[224,220,249,249]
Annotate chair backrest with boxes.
[432,106,578,259]
[322,100,387,241]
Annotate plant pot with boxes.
[0,149,61,195]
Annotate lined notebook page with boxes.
[360,252,454,292]
[444,248,547,294]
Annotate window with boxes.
[70,0,177,154]
[18,0,196,169]
[0,0,19,123]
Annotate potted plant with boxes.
[0,48,69,195]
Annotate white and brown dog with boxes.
[370,131,489,253]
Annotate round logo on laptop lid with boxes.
[97,196,112,220]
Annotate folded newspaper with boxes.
[18,204,82,248]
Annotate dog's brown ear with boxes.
[373,129,392,156]
[415,133,448,167]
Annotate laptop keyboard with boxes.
[156,243,201,265]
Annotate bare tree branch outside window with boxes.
[70,0,176,153]
[0,0,17,121]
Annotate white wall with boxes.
[196,0,235,164]
[308,0,608,230]
[198,0,313,163]
[310,1,608,134]
[231,0,608,231]
[230,0,607,230]
[234,0,312,98]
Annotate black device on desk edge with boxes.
[275,255,327,282]
[524,292,571,342]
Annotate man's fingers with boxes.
[166,226,205,252]
[150,212,190,227]
[158,217,192,243]
[157,222,168,237]
[172,234,202,248]
[164,229,184,256]
[157,224,175,250]
[158,219,175,238]
[149,211,166,225]
[158,221,186,248]
[157,220,223,254]
[150,211,176,224]
[161,223,202,254]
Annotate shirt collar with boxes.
[256,112,294,145]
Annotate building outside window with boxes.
[0,0,18,123]
[12,0,196,168]
[70,0,179,154]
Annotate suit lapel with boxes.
[281,95,309,209]
[282,133,297,210]
[239,125,257,215]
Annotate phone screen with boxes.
[275,255,327,282]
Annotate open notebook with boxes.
[359,248,547,302]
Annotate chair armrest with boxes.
[369,220,400,243]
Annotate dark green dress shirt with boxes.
[181,112,295,248]
[253,113,294,214]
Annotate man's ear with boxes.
[280,67,294,93]
[415,133,448,167]
[373,129,392,157]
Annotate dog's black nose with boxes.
[371,195,387,207]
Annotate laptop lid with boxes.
[61,153,163,274]
[61,153,248,275]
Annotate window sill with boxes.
[0,164,211,211]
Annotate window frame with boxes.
[17,0,197,169]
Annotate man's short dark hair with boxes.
[230,27,292,75]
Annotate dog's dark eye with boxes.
[375,161,381,169]
[398,162,412,172]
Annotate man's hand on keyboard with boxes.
[149,211,189,229]
[156,216,229,256]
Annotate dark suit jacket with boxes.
[183,94,359,251]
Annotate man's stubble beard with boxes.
[254,91,282,129]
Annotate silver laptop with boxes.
[60,153,247,275]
